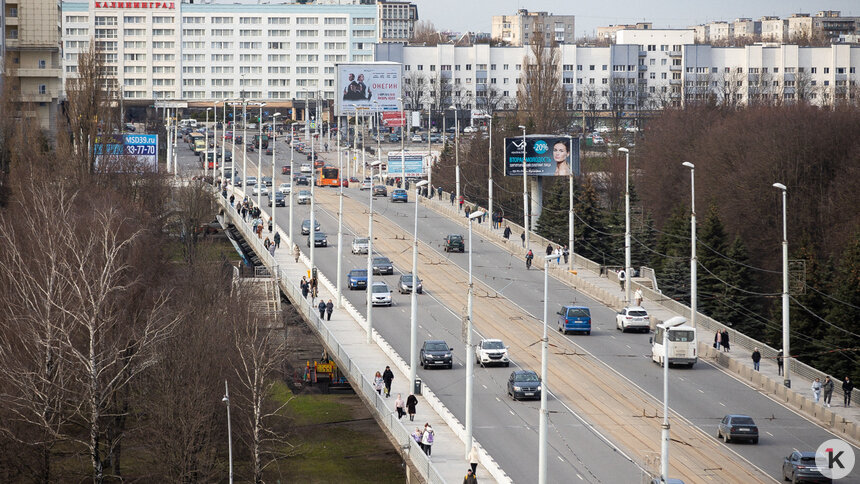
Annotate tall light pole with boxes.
[488,115,493,226]
[451,105,460,205]
[659,316,686,482]
[366,160,382,344]
[272,112,281,233]
[242,99,249,199]
[774,182,791,388]
[336,117,345,308]
[539,253,554,484]
[426,102,432,193]
[309,92,316,272]
[221,100,228,186]
[231,102,237,187]
[399,98,406,186]
[682,162,697,328]
[373,100,381,178]
[205,107,212,179]
[619,147,632,305]
[288,122,295,246]
[213,101,218,183]
[410,180,429,394]
[465,209,484,460]
[518,125,529,249]
[222,380,234,484]
[256,103,265,208]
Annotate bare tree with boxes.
[476,84,505,117]
[516,31,568,134]
[170,180,217,264]
[580,88,602,130]
[403,70,427,111]
[412,20,441,45]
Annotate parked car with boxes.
[300,218,321,235]
[349,176,360,183]
[557,305,592,335]
[429,133,442,143]
[616,306,650,333]
[444,234,465,252]
[717,415,759,444]
[278,183,291,194]
[420,340,453,369]
[463,126,478,134]
[391,189,408,202]
[296,189,311,204]
[360,178,373,190]
[397,274,422,294]
[475,339,510,367]
[372,185,388,197]
[347,269,368,290]
[267,191,286,207]
[245,176,257,186]
[389,133,400,143]
[782,451,831,484]
[351,237,369,255]
[370,281,392,306]
[410,133,423,143]
[372,256,394,275]
[507,370,541,401]
[124,123,136,132]
[307,232,328,247]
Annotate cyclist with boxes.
[525,249,534,269]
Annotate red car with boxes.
[341,178,349,188]
[282,165,291,175]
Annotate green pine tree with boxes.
[820,233,860,383]
[655,205,690,303]
[784,243,834,367]
[697,205,731,319]
[574,176,609,264]
[535,179,570,245]
[716,236,762,333]
[631,212,657,269]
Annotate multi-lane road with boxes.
[177,132,859,483]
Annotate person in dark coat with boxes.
[325,299,334,320]
[318,300,326,319]
[274,231,281,249]
[300,277,309,299]
[503,226,511,239]
[777,349,784,375]
[406,393,418,421]
[382,365,394,398]
[751,347,761,371]
[720,329,730,352]
[546,243,553,256]
[843,377,854,407]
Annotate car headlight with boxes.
[443,353,451,358]
[513,386,522,391]
[426,355,434,359]
[536,385,542,391]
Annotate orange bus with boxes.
[315,166,340,187]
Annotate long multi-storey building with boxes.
[61,0,379,112]
[376,29,860,120]
[2,0,63,132]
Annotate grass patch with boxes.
[271,381,353,426]
[164,238,243,263]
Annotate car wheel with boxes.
[724,433,731,443]
[752,437,758,444]
[717,429,722,440]
[505,362,510,367]
[790,473,797,484]
[586,330,591,335]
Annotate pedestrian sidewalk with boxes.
[418,188,860,447]
[218,192,511,484]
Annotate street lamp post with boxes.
[426,102,432,194]
[221,100,228,186]
[659,316,686,482]
[222,380,234,484]
[272,112,281,234]
[231,102,237,187]
[410,180,430,395]
[213,101,218,184]
[451,105,460,205]
[488,115,493,227]
[539,254,554,484]
[682,162,697,329]
[309,94,316,272]
[399,98,406,187]
[205,107,212,179]
[619,147,632,305]
[774,182,791,388]
[242,100,248,199]
[336,117,344,308]
[257,103,265,208]
[518,125,528,249]
[366,160,383,344]
[465,209,484,460]
[289,123,295,246]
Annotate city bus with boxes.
[190,132,206,153]
[315,166,340,187]
[650,316,697,368]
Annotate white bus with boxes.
[651,317,697,368]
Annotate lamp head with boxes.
[518,125,526,130]
[773,182,786,191]
[468,210,485,220]
[545,254,556,260]
[370,160,382,167]
[618,147,629,153]
[206,107,213,111]
[273,112,282,117]
[222,396,229,403]
[682,161,694,169]
[416,180,429,187]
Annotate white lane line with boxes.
[719,402,726,407]
[482,384,488,389]
[625,344,631,349]
[766,431,773,437]
[577,474,584,480]
[557,456,564,463]
[495,397,501,402]
[509,410,515,416]
[698,389,705,394]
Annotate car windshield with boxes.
[731,416,755,425]
[314,233,325,239]
[394,190,406,195]
[354,238,368,245]
[350,270,367,277]
[373,258,391,265]
[371,284,388,293]
[426,343,448,351]
[667,330,694,342]
[401,275,414,283]
[483,341,504,350]
[566,308,590,317]
[299,190,310,195]
[628,310,648,317]
[516,372,539,382]
[799,456,816,464]
[448,235,462,241]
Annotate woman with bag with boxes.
[406,393,418,421]
[422,423,434,456]
[373,371,384,395]
[395,394,405,419]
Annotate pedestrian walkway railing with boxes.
[216,196,450,484]
[423,189,859,409]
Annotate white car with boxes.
[351,237,369,254]
[616,306,650,333]
[463,126,478,134]
[475,339,510,367]
[370,281,392,306]
[410,133,423,142]
[360,178,372,190]
[300,163,312,174]
[296,189,311,204]
[278,183,291,194]
[252,185,269,196]
[245,176,257,186]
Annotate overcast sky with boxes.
[410,0,860,38]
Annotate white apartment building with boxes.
[61,1,378,107]
[491,9,575,46]
[376,0,417,43]
[375,29,860,118]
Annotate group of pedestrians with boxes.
[411,423,435,456]
[543,243,569,265]
[317,299,334,320]
[812,376,854,407]
[713,329,731,352]
[373,366,395,398]
[491,211,504,229]
[300,275,319,300]
[394,392,419,421]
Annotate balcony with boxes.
[668,50,682,57]
[638,64,648,71]
[670,65,682,71]
[669,78,682,85]
[19,90,58,103]
[639,50,647,57]
[8,67,61,78]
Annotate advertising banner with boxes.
[382,111,405,127]
[94,134,158,172]
[504,136,580,177]
[336,62,402,116]
[386,152,426,177]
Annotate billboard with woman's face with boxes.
[504,136,580,176]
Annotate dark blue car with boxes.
[347,269,367,290]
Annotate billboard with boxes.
[94,134,159,172]
[504,136,580,177]
[387,152,426,177]
[336,62,402,116]
[382,111,405,127]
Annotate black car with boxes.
[444,234,465,252]
[301,219,321,235]
[267,191,286,207]
[420,340,453,369]
[372,256,394,275]
[372,185,388,197]
[398,274,422,294]
[262,176,273,187]
[782,451,831,484]
[507,370,541,401]
[717,414,758,444]
[307,232,328,247]
[294,175,310,186]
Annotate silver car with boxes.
[351,237,369,254]
[370,281,392,306]
[296,189,311,204]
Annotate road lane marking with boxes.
[719,402,726,407]
[557,456,564,462]
[509,410,515,416]
[766,431,773,437]
[698,389,705,394]
[482,384,488,389]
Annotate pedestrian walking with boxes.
[318,300,326,320]
[563,245,569,264]
[310,277,318,298]
[721,329,730,352]
[634,288,643,306]
[293,243,301,263]
[373,371,384,395]
[459,195,464,211]
[395,394,405,419]
[811,377,822,403]
[714,331,721,350]
[520,231,525,247]
[421,423,434,456]
[843,377,853,407]
[822,376,834,407]
[617,269,626,291]
[463,469,478,484]
[412,427,425,452]
[264,237,271,250]
[274,231,281,249]
[325,299,333,321]
[300,276,309,299]
[229,194,235,206]
[450,192,455,206]
[469,444,479,474]
[751,347,761,371]
[546,243,553,256]
[382,365,394,398]
[438,186,443,199]
[256,222,263,239]
[554,247,561,264]
[503,226,511,240]
[406,393,418,421]
[268,241,276,257]
[777,349,784,375]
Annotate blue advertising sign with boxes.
[504,136,579,177]
[94,134,159,172]
[387,152,425,177]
